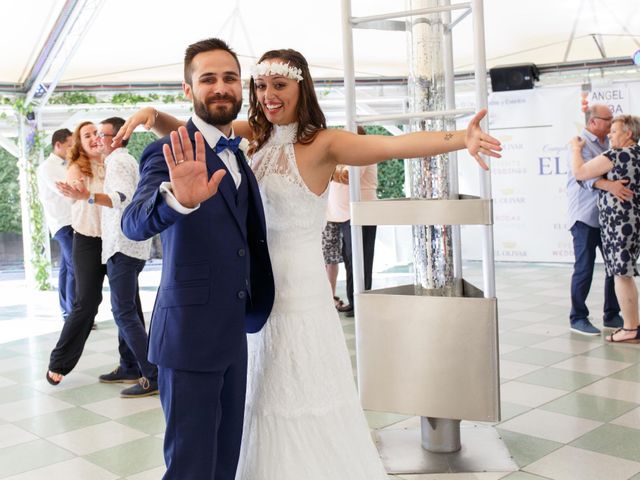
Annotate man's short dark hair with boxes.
[51,128,72,148]
[101,117,128,146]
[184,38,241,86]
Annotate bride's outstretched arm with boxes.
[112,107,185,144]
[324,110,501,170]
[113,107,252,145]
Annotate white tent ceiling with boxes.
[2,0,640,89]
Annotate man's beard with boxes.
[193,94,242,126]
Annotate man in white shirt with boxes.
[37,129,74,320]
[57,117,156,398]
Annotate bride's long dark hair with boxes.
[248,49,326,155]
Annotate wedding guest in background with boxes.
[571,114,640,343]
[37,128,74,320]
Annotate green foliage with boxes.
[376,159,405,199]
[362,126,406,199]
[0,148,21,233]
[49,92,98,104]
[126,132,157,160]
[48,91,187,106]
[111,93,155,105]
[24,121,51,290]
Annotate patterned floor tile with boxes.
[533,337,601,355]
[0,263,637,478]
[0,439,75,479]
[499,332,550,347]
[570,423,640,462]
[0,424,38,449]
[116,408,166,436]
[31,372,101,394]
[516,367,601,391]
[14,407,109,437]
[524,445,640,480]
[500,348,573,367]
[496,428,562,468]
[47,421,147,456]
[584,344,640,364]
[499,344,524,355]
[500,311,557,324]
[396,474,508,479]
[610,364,640,382]
[0,385,39,404]
[0,395,74,422]
[73,353,120,372]
[512,323,568,337]
[500,472,553,480]
[611,406,640,430]
[1,457,118,480]
[124,465,166,480]
[498,409,602,443]
[48,382,124,406]
[552,355,632,376]
[540,391,638,423]
[84,436,164,477]
[82,396,161,420]
[499,402,531,422]
[578,377,640,403]
[500,381,568,408]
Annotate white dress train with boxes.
[235,123,388,479]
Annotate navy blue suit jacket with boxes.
[122,120,274,372]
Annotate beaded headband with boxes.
[250,61,303,82]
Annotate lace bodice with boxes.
[251,123,327,241]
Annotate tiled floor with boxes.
[1,262,639,479]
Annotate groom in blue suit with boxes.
[122,38,274,480]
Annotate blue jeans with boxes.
[570,221,619,324]
[107,253,157,380]
[53,226,75,319]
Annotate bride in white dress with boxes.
[236,49,499,479]
[118,48,501,479]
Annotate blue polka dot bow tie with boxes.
[214,136,242,154]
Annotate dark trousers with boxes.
[53,225,75,319]
[49,233,106,375]
[569,221,620,324]
[159,356,247,480]
[340,221,377,307]
[107,253,156,380]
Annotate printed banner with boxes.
[455,80,640,263]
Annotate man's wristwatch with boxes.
[87,192,95,204]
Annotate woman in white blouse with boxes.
[47,121,107,385]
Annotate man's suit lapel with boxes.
[186,120,244,234]
[236,149,267,235]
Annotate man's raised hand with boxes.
[163,126,226,208]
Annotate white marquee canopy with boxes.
[2,0,639,89]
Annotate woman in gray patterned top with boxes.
[571,115,640,343]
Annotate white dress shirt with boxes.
[101,148,151,263]
[37,153,72,235]
[161,114,241,214]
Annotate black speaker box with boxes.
[489,64,539,92]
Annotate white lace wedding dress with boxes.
[235,123,388,479]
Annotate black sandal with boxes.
[333,296,344,309]
[606,327,640,344]
[45,371,62,385]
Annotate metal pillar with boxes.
[406,0,459,453]
[342,0,508,474]
[17,115,36,289]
